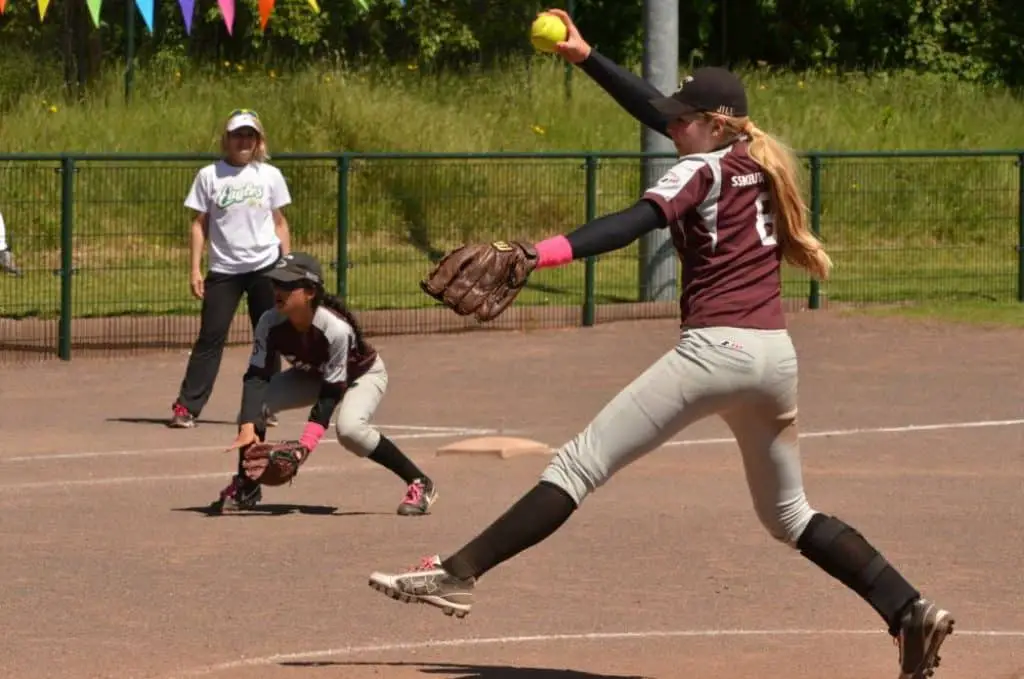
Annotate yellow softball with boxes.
[530,13,567,53]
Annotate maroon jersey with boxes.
[249,305,378,386]
[642,139,785,330]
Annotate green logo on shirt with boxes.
[215,182,265,208]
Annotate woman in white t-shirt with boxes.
[169,109,292,429]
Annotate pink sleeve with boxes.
[299,422,326,452]
[534,235,574,269]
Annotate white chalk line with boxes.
[4,416,1022,491]
[1,428,497,463]
[661,417,1024,449]
[0,465,343,491]
[170,627,1024,678]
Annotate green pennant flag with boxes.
[86,0,103,27]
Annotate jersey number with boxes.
[754,191,777,246]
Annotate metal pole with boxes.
[1017,153,1024,303]
[125,0,136,103]
[337,154,351,300]
[638,0,679,303]
[808,154,822,309]
[564,0,575,100]
[583,154,598,326]
[58,156,75,361]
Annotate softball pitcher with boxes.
[366,12,953,679]
[212,252,439,517]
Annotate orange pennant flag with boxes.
[37,0,51,20]
[259,0,275,30]
[0,0,7,15]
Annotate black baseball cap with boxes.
[649,67,748,121]
[265,252,324,286]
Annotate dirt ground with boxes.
[0,311,1022,679]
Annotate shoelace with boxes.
[402,481,424,504]
[173,403,190,417]
[409,555,441,572]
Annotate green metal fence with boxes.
[0,149,1021,362]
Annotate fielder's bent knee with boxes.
[335,416,380,457]
[538,435,605,507]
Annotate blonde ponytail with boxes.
[718,116,832,281]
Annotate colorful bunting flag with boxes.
[218,0,235,34]
[86,0,102,27]
[135,0,154,32]
[3,0,324,30]
[176,0,195,34]
[258,0,274,31]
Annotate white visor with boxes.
[226,112,261,134]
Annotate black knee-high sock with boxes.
[368,435,428,485]
[797,512,920,636]
[442,481,578,581]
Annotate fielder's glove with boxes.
[421,240,538,322]
[240,440,309,486]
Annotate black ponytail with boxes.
[313,287,369,354]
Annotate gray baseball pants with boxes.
[540,326,815,546]
[263,355,388,457]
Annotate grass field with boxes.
[0,59,1022,322]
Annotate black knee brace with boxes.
[797,513,919,635]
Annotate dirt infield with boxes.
[0,312,1022,679]
[0,298,824,362]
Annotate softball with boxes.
[530,13,567,53]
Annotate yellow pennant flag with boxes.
[37,0,51,20]
[307,0,320,12]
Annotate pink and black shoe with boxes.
[168,402,197,429]
[209,475,262,513]
[397,478,438,516]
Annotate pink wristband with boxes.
[535,235,573,269]
[299,422,326,452]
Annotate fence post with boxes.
[336,154,350,300]
[58,155,75,361]
[1018,153,1024,303]
[582,154,598,327]
[808,153,822,310]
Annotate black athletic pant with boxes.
[176,265,280,416]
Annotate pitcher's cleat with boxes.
[368,555,474,618]
[209,475,262,513]
[396,478,438,516]
[896,598,955,679]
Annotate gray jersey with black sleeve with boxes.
[238,305,378,426]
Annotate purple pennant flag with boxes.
[177,0,195,34]
[135,0,154,32]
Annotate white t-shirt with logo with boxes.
[184,160,292,275]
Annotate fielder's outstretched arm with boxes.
[533,198,668,269]
[577,50,670,138]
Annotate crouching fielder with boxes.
[213,252,438,517]
[367,18,953,679]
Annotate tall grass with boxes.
[0,59,1022,318]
